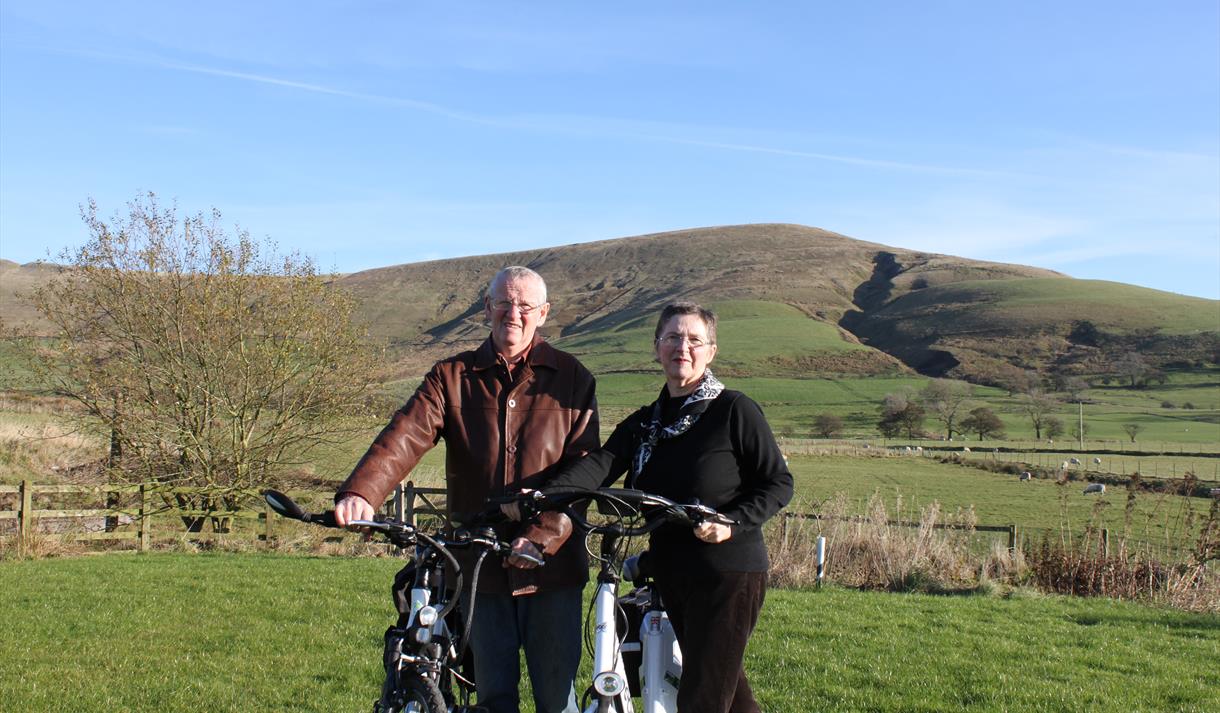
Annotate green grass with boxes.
[1,553,1217,712]
[882,278,1220,335]
[554,299,894,378]
[756,585,1219,712]
[787,454,1211,551]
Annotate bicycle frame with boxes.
[262,490,525,713]
[585,546,680,713]
[530,489,728,713]
[586,533,635,712]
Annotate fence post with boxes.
[139,484,150,552]
[1007,524,1016,552]
[392,482,407,523]
[815,535,827,586]
[403,481,416,527]
[18,479,33,557]
[1101,528,1109,558]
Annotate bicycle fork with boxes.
[587,580,634,713]
[635,600,680,713]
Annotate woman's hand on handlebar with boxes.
[499,488,536,521]
[335,494,375,528]
[694,521,733,543]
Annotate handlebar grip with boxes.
[301,511,339,528]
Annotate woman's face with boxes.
[654,313,717,393]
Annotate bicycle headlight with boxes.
[593,671,626,696]
[416,605,438,627]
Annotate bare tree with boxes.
[1122,423,1145,443]
[1114,353,1148,388]
[1019,391,1059,440]
[813,413,844,439]
[959,406,1005,441]
[878,389,925,439]
[921,379,973,440]
[18,194,382,528]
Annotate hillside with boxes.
[3,225,1217,383]
[0,259,63,332]
[336,224,1073,377]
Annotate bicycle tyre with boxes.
[392,673,447,713]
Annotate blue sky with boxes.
[2,1,1217,299]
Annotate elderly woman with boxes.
[544,301,793,713]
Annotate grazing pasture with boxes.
[2,553,1217,712]
[786,454,1212,552]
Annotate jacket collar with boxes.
[473,332,558,371]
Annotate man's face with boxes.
[484,275,550,358]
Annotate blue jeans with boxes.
[463,587,582,713]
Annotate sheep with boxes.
[1060,461,1070,470]
[915,446,923,453]
[962,447,970,453]
[1092,457,1102,465]
[1082,483,1106,495]
[1019,472,1032,482]
[1069,457,1081,465]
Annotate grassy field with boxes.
[555,299,891,379]
[786,454,1211,553]
[2,553,1217,712]
[589,367,1220,445]
[876,278,1220,336]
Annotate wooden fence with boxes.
[778,511,1019,552]
[0,480,446,557]
[1,479,1029,557]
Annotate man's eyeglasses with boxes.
[490,299,545,316]
[657,334,712,349]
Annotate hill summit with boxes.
[335,223,1218,383]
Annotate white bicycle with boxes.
[513,488,736,713]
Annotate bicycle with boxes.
[513,487,737,713]
[262,489,541,713]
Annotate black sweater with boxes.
[547,389,793,575]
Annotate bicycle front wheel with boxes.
[393,674,447,713]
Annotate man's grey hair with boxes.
[489,266,548,303]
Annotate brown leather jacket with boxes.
[336,333,598,594]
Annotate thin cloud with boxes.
[145,56,1018,179]
[155,61,487,124]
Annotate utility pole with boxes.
[1078,401,1084,451]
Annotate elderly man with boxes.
[334,266,597,713]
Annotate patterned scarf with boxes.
[629,369,725,486]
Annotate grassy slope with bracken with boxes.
[4,225,1216,384]
[852,277,1220,380]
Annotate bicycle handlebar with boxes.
[498,487,737,537]
[261,490,543,566]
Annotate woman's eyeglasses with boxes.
[657,334,712,349]
[490,299,545,316]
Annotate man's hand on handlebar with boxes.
[506,537,544,568]
[335,494,375,528]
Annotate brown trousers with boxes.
[653,569,768,713]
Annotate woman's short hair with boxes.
[654,301,717,344]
